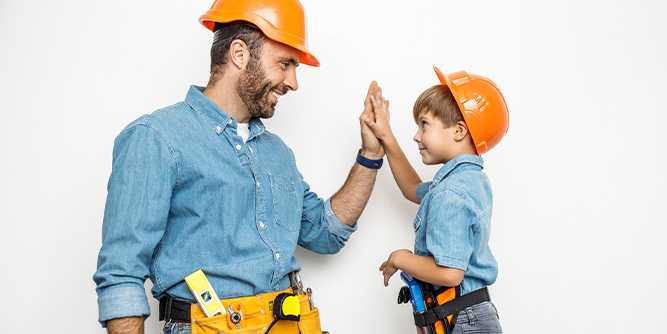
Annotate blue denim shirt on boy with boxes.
[93,86,356,325]
[413,154,497,295]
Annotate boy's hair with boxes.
[412,85,464,127]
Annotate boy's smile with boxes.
[414,112,455,165]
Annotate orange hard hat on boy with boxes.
[200,0,320,67]
[433,66,509,155]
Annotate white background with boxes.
[1,0,666,333]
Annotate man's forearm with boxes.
[330,155,379,226]
[107,317,144,334]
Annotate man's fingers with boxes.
[367,81,377,99]
[364,81,377,108]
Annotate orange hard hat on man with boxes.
[433,66,509,155]
[200,0,320,67]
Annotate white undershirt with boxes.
[237,122,250,143]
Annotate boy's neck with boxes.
[442,146,478,164]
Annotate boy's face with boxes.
[413,111,461,165]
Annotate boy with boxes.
[364,67,508,333]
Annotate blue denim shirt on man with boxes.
[93,86,356,325]
[413,154,497,294]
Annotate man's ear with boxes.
[454,121,469,142]
[229,39,250,70]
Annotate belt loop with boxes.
[465,306,476,326]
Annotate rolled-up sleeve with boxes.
[93,120,177,326]
[297,177,357,254]
[425,189,474,270]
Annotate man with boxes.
[93,1,385,333]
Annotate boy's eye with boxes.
[280,62,289,70]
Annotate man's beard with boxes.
[237,59,287,119]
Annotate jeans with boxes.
[451,301,502,334]
[163,321,191,334]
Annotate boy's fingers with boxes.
[370,95,380,108]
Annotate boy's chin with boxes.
[421,153,447,165]
[421,156,440,165]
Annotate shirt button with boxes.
[227,119,233,125]
[235,144,242,151]
[215,126,223,135]
[256,182,260,187]
[275,253,281,260]
[259,221,266,229]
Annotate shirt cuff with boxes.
[97,283,151,327]
[433,255,468,271]
[323,198,357,240]
[416,182,432,202]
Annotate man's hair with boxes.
[412,85,464,127]
[209,21,265,82]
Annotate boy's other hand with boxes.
[379,249,412,286]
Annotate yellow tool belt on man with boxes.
[188,288,322,334]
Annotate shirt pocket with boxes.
[269,174,301,232]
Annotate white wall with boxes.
[2,0,665,332]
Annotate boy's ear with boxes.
[453,121,469,142]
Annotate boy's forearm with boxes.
[382,135,422,203]
[394,252,463,287]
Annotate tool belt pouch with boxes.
[413,287,491,334]
[189,292,322,334]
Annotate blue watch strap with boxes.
[356,150,383,169]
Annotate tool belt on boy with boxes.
[160,272,324,334]
[399,282,491,334]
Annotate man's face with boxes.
[237,39,300,119]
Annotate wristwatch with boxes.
[356,150,383,169]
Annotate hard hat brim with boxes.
[200,13,320,67]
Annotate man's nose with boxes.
[284,67,299,91]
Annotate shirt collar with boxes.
[184,85,265,138]
[432,154,484,185]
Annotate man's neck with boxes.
[203,81,251,123]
